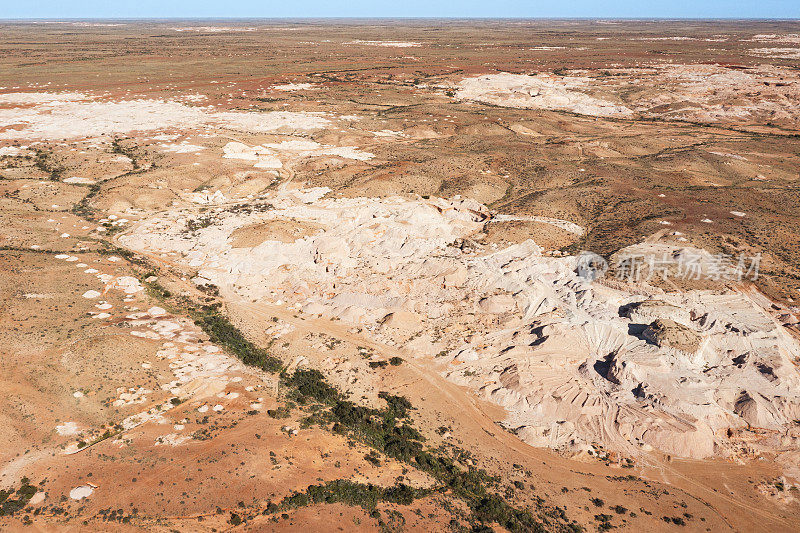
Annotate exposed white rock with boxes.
[222,140,373,170]
[0,145,31,156]
[271,83,317,91]
[69,485,94,500]
[63,176,96,185]
[0,92,90,104]
[108,276,144,294]
[183,190,229,204]
[155,433,190,446]
[490,214,585,236]
[55,422,79,436]
[455,73,634,118]
[638,64,800,126]
[347,40,421,47]
[121,187,800,462]
[750,47,800,59]
[0,94,330,140]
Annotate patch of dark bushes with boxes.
[191,305,283,373]
[277,480,423,513]
[0,478,38,517]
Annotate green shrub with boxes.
[283,369,339,404]
[282,480,423,513]
[0,478,38,517]
[192,306,282,373]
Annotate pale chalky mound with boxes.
[121,186,800,461]
[455,73,634,118]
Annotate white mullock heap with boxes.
[121,185,800,463]
[455,73,634,118]
[0,92,329,140]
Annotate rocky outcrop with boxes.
[455,73,634,118]
[122,186,800,461]
[642,319,702,354]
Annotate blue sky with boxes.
[1,0,798,19]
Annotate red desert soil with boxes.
[0,19,799,532]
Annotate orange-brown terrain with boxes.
[1,19,799,532]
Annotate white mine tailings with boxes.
[121,186,800,464]
[347,40,422,47]
[222,140,374,170]
[0,92,329,140]
[455,73,634,118]
[490,214,585,236]
[453,65,800,128]
[69,485,94,500]
[271,83,319,91]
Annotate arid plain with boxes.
[1,19,800,532]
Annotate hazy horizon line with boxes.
[2,16,800,21]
